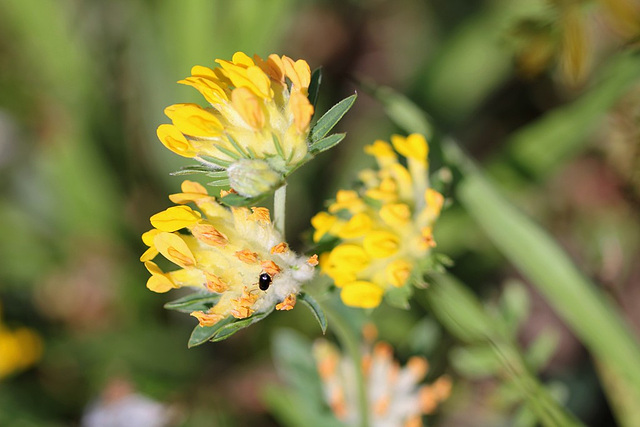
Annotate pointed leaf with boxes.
[310,94,357,142]
[298,292,327,334]
[309,133,345,155]
[210,309,273,342]
[308,67,322,110]
[220,192,262,207]
[170,165,215,176]
[164,291,222,313]
[188,316,234,348]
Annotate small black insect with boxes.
[258,273,272,291]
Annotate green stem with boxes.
[274,184,287,239]
[321,303,370,427]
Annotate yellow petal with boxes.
[311,212,337,242]
[150,206,202,232]
[340,281,384,308]
[139,247,158,262]
[141,229,162,246]
[391,133,428,164]
[282,56,311,92]
[425,189,444,216]
[379,203,411,227]
[385,259,413,287]
[364,140,397,166]
[290,92,314,133]
[231,87,265,130]
[178,76,228,103]
[328,244,369,273]
[154,232,196,267]
[164,103,223,137]
[232,51,255,67]
[192,223,228,247]
[157,124,196,157]
[337,213,373,239]
[144,261,177,293]
[363,231,399,258]
[169,180,212,204]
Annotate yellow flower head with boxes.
[142,180,316,334]
[0,303,43,380]
[157,52,316,197]
[313,337,451,425]
[311,134,443,308]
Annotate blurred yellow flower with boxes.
[312,134,443,308]
[157,52,315,197]
[313,338,451,426]
[0,303,42,380]
[141,180,316,328]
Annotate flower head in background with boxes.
[157,52,315,198]
[313,337,451,426]
[141,180,317,344]
[311,134,444,308]
[0,302,42,379]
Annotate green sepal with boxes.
[309,133,346,155]
[298,292,327,334]
[310,93,357,142]
[164,291,222,314]
[385,284,413,310]
[220,192,263,207]
[307,67,322,110]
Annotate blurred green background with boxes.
[0,0,639,425]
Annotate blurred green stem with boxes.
[274,184,287,239]
[442,138,640,399]
[321,303,369,427]
[425,273,583,427]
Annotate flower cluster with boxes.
[157,52,315,197]
[0,302,42,379]
[312,134,443,308]
[313,338,451,426]
[141,181,317,328]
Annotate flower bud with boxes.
[227,159,281,197]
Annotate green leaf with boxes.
[164,291,222,313]
[307,67,322,110]
[210,309,273,342]
[308,133,345,155]
[450,345,503,378]
[298,292,327,334]
[499,280,531,336]
[220,192,262,207]
[213,144,241,160]
[207,179,230,187]
[456,166,640,398]
[199,155,233,168]
[188,316,235,348]
[310,94,357,142]
[525,329,559,371]
[170,165,214,176]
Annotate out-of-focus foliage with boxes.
[1,0,639,425]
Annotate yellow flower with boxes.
[0,303,42,380]
[311,134,443,308]
[157,52,316,198]
[142,180,316,328]
[313,336,451,425]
